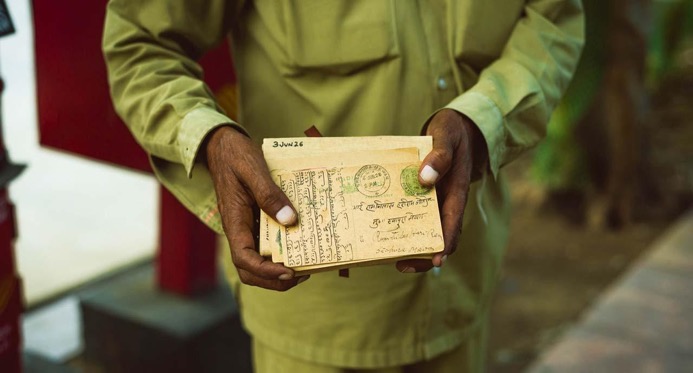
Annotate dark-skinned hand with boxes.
[206,126,309,291]
[396,109,481,273]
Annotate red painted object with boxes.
[0,189,22,373]
[33,0,235,295]
[0,277,22,373]
[0,190,17,277]
[33,0,236,172]
[33,0,148,171]
[158,186,218,295]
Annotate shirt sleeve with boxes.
[103,0,245,179]
[445,0,585,179]
[103,0,248,232]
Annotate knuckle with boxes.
[441,211,461,221]
[238,271,251,285]
[440,149,454,165]
[430,149,452,168]
[229,248,244,266]
[231,251,256,273]
[256,187,284,211]
[229,250,240,266]
[430,122,449,138]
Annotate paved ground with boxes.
[530,210,693,372]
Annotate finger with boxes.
[237,269,310,291]
[216,170,297,282]
[232,244,297,280]
[432,178,469,267]
[231,134,298,226]
[396,259,433,273]
[419,123,457,187]
[226,204,296,281]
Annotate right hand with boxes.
[206,126,309,291]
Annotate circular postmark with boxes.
[400,165,431,196]
[354,164,391,197]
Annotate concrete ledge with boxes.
[80,266,251,372]
[23,352,75,373]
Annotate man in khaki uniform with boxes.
[103,1,584,371]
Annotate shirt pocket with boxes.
[281,0,399,75]
[446,0,524,71]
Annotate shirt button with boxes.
[437,76,448,90]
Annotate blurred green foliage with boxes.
[531,0,605,190]
[648,0,693,84]
[532,0,693,191]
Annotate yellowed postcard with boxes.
[259,136,444,272]
[274,161,444,268]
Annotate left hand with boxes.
[396,109,481,273]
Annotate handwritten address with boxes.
[275,162,444,267]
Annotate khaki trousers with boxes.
[251,317,488,373]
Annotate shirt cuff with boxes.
[177,106,241,178]
[444,92,504,179]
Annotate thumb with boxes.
[236,158,297,226]
[419,122,456,187]
[223,131,298,226]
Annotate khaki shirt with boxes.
[104,0,583,368]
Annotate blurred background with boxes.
[0,0,691,372]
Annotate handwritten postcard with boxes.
[260,137,444,274]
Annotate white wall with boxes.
[1,0,157,305]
